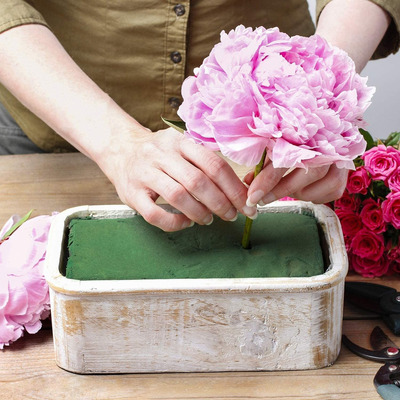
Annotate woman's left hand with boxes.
[245,157,349,206]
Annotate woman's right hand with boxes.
[98,127,257,232]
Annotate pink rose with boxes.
[344,236,353,254]
[335,208,363,237]
[0,214,55,349]
[346,166,371,195]
[359,198,386,233]
[391,261,400,274]
[382,191,400,229]
[350,252,390,278]
[350,228,385,261]
[388,169,400,192]
[362,145,400,182]
[178,25,373,169]
[280,196,296,201]
[390,243,400,273]
[334,189,361,211]
[387,238,400,264]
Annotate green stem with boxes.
[0,209,33,242]
[241,150,266,249]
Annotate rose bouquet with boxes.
[0,211,55,349]
[164,25,374,247]
[334,131,400,277]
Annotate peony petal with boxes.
[24,319,42,334]
[178,26,373,170]
[0,276,9,309]
[0,213,55,348]
[0,313,23,347]
[5,278,29,316]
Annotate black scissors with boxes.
[343,326,400,399]
[345,281,400,335]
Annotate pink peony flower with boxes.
[335,208,363,237]
[362,145,400,183]
[350,252,390,278]
[382,191,400,229]
[0,213,55,349]
[346,166,371,195]
[350,228,385,261]
[178,25,374,169]
[359,198,386,233]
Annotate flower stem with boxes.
[241,150,266,249]
[0,209,33,242]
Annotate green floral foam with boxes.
[65,212,325,280]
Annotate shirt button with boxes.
[168,97,182,109]
[170,51,182,64]
[173,4,186,16]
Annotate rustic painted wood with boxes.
[0,153,395,399]
[46,202,347,373]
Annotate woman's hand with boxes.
[0,24,256,232]
[245,157,349,206]
[100,127,256,232]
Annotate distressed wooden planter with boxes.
[45,201,347,374]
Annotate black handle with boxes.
[345,282,397,315]
[383,315,400,336]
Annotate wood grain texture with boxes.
[0,321,388,400]
[0,153,120,222]
[0,153,397,399]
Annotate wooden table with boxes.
[0,153,397,400]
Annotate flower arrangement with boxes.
[165,25,374,247]
[0,211,55,349]
[334,131,400,277]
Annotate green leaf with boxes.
[359,128,375,150]
[0,209,33,241]
[370,179,390,200]
[161,117,186,134]
[353,156,363,168]
[384,131,400,148]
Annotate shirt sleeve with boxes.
[316,0,400,59]
[0,0,49,34]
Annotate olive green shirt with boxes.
[0,0,399,152]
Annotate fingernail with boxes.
[203,215,213,225]
[248,211,258,220]
[246,190,265,207]
[224,208,238,222]
[242,205,257,219]
[183,220,195,229]
[259,193,276,206]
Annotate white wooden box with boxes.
[45,201,347,374]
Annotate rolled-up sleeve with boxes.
[316,0,400,59]
[0,0,49,34]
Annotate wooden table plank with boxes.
[0,153,120,223]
